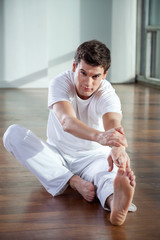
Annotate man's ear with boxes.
[72,60,76,72]
[102,70,108,80]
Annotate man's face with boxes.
[72,59,108,100]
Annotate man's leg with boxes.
[106,167,136,225]
[68,150,113,203]
[3,124,73,196]
[69,150,136,225]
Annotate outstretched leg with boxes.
[106,167,136,225]
[69,175,95,202]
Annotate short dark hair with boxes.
[74,40,111,72]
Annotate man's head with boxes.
[74,40,111,73]
[73,40,111,100]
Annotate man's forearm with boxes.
[62,115,100,142]
[61,115,127,147]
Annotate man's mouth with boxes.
[82,86,92,92]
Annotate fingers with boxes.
[119,153,130,169]
[107,130,128,147]
[118,157,126,168]
[108,140,121,147]
[107,155,113,172]
[115,126,125,135]
[97,128,128,148]
[114,158,126,169]
[111,148,130,170]
[115,127,128,147]
[110,129,128,148]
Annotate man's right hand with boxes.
[96,127,128,148]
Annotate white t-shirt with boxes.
[47,70,122,155]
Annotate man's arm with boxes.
[103,112,123,131]
[103,112,130,171]
[52,101,127,147]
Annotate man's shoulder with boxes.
[51,70,74,83]
[100,79,113,90]
[49,70,75,96]
[96,80,114,97]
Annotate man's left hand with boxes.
[107,146,130,172]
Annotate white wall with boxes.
[47,0,113,81]
[0,0,137,88]
[47,0,81,80]
[0,0,48,88]
[110,0,137,83]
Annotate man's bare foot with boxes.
[107,167,136,225]
[69,175,95,202]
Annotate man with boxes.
[3,40,136,226]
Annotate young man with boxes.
[3,40,136,225]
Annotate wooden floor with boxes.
[0,83,160,240]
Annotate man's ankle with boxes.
[68,175,79,189]
[105,194,113,210]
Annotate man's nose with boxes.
[85,77,92,86]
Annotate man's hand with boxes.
[96,127,128,148]
[107,146,130,172]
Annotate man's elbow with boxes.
[61,117,73,133]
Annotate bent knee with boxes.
[3,124,27,151]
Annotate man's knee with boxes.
[3,124,25,152]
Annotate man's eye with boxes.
[93,75,99,79]
[81,72,86,76]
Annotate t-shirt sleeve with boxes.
[48,72,74,109]
[96,82,122,116]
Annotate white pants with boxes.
[3,124,118,210]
